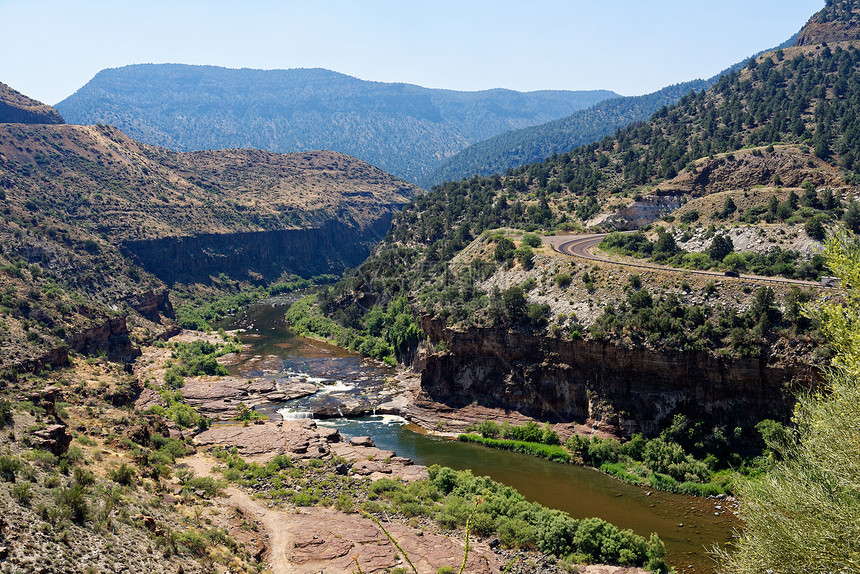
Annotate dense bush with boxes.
[458,434,570,463]
[589,284,809,357]
[0,454,22,482]
[161,339,236,389]
[563,413,783,495]
[286,294,422,366]
[421,466,667,569]
[600,231,827,281]
[0,399,12,426]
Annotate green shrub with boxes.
[73,466,96,487]
[647,472,678,492]
[600,462,645,485]
[522,233,542,248]
[175,530,208,556]
[536,509,580,556]
[11,482,32,504]
[0,454,21,482]
[55,483,89,524]
[473,420,501,438]
[110,463,136,486]
[0,399,12,426]
[497,516,537,548]
[458,434,570,463]
[184,476,224,497]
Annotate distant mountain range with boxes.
[418,79,708,188]
[55,66,617,183]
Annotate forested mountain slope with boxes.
[420,36,801,188]
[55,65,617,182]
[420,79,707,188]
[308,0,860,365]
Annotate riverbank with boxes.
[131,326,664,572]
[219,298,741,572]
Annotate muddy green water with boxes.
[224,297,737,573]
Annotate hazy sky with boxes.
[1,0,824,105]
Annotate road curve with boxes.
[545,233,823,288]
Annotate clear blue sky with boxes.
[0,0,824,105]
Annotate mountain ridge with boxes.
[0,109,420,369]
[420,34,802,188]
[55,64,618,182]
[796,0,860,45]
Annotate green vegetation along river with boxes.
[224,297,737,573]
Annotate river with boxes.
[223,296,738,573]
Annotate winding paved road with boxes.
[545,233,824,288]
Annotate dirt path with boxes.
[184,453,295,574]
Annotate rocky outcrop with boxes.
[123,289,175,321]
[420,318,817,437]
[795,2,860,46]
[31,424,72,454]
[4,347,69,380]
[194,419,339,460]
[276,507,500,573]
[24,385,72,454]
[178,376,317,420]
[0,82,65,125]
[123,217,392,285]
[589,194,683,230]
[66,317,139,363]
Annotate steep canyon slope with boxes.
[0,88,420,371]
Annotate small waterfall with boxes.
[336,407,344,417]
[278,409,314,420]
[372,406,377,416]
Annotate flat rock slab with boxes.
[180,377,317,420]
[183,376,276,401]
[134,387,163,411]
[331,443,428,482]
[282,507,499,574]
[194,420,338,460]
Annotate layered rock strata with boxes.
[420,318,816,436]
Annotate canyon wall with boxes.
[123,218,391,285]
[420,318,817,436]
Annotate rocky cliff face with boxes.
[0,82,65,125]
[123,217,392,285]
[795,0,860,46]
[420,318,816,437]
[123,289,175,322]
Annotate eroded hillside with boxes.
[0,82,65,125]
[0,97,421,372]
